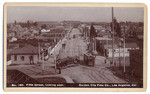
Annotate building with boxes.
[41,29,50,33]
[22,30,31,39]
[96,31,111,38]
[41,27,67,43]
[96,37,119,55]
[129,49,143,79]
[9,24,23,32]
[7,30,16,37]
[9,37,17,42]
[31,29,39,36]
[105,42,139,67]
[9,45,39,64]
[62,21,81,28]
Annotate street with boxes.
[61,65,127,83]
[7,28,128,84]
[59,28,87,59]
[58,28,127,83]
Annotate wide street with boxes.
[58,28,127,83]
[7,28,127,84]
[59,28,87,59]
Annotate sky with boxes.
[7,6,144,23]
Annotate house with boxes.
[9,37,17,42]
[41,29,51,33]
[41,27,67,43]
[7,43,20,49]
[105,42,139,57]
[9,45,39,65]
[32,30,39,36]
[22,30,31,38]
[9,25,26,39]
[9,24,23,32]
[96,31,111,38]
[105,42,139,67]
[7,30,16,37]
[137,34,143,40]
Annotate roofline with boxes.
[10,53,38,55]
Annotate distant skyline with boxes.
[7,6,144,23]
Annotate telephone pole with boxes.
[123,25,126,75]
[112,7,115,67]
[38,42,41,60]
[42,50,45,74]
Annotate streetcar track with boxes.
[81,66,126,83]
[88,70,99,83]
[83,66,111,83]
[90,70,109,83]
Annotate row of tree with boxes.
[14,20,38,28]
[13,21,52,30]
[90,18,121,38]
[89,18,144,38]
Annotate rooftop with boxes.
[96,37,112,40]
[104,44,118,49]
[124,42,139,48]
[10,45,38,55]
[104,42,139,49]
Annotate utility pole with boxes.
[54,47,57,74]
[54,37,57,74]
[123,25,126,75]
[38,42,41,60]
[112,7,115,67]
[95,37,96,52]
[42,51,44,74]
[42,46,45,74]
[119,41,121,69]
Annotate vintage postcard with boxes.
[3,3,147,92]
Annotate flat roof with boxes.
[96,37,112,40]
[10,45,38,55]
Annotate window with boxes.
[20,56,24,61]
[14,55,17,61]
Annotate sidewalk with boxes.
[63,76,74,83]
[93,52,111,67]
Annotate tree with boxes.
[111,18,121,37]
[41,24,47,29]
[138,22,143,27]
[34,22,37,26]
[90,24,96,38]
[7,24,10,30]
[39,30,41,35]
[14,20,17,25]
[27,20,31,28]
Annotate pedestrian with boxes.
[114,62,116,67]
[58,68,61,74]
[74,59,78,64]
[131,69,134,76]
[29,55,34,64]
[64,43,66,48]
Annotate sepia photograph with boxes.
[3,3,147,92]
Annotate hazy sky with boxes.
[7,6,144,23]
